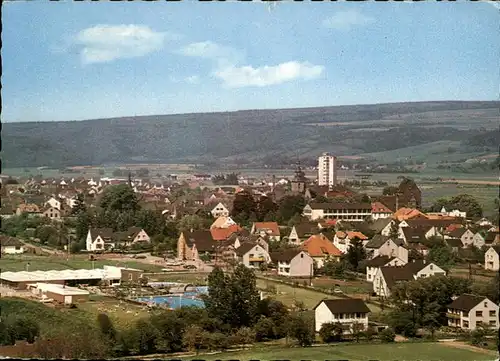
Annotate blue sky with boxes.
[3,1,499,122]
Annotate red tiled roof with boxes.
[253,222,280,236]
[210,224,242,241]
[302,234,342,257]
[371,202,393,214]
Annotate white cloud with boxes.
[214,61,324,88]
[75,24,175,64]
[177,41,243,66]
[322,10,375,31]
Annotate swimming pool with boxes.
[136,295,205,308]
[136,286,208,309]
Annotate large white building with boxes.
[318,153,337,186]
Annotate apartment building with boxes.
[318,153,337,186]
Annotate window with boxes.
[490,310,496,317]
[476,321,483,326]
[484,302,488,308]
[463,321,469,328]
[339,314,344,319]
[300,253,304,258]
[489,320,496,326]
[430,265,433,270]
[128,274,133,281]
[476,311,483,317]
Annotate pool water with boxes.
[137,295,205,308]
[136,286,208,309]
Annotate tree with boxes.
[133,319,158,355]
[71,193,87,215]
[319,322,343,343]
[428,245,455,271]
[182,325,206,354]
[203,267,231,324]
[231,191,257,222]
[149,311,185,353]
[429,194,483,219]
[380,328,396,343]
[3,315,40,345]
[178,215,205,232]
[278,195,306,222]
[228,264,260,328]
[136,209,165,236]
[256,196,278,221]
[98,184,139,213]
[287,313,315,347]
[97,313,116,343]
[345,237,366,271]
[383,186,398,196]
[254,317,276,341]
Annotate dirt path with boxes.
[439,340,497,355]
[441,179,500,185]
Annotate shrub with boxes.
[319,322,344,343]
[380,328,396,343]
[208,332,229,351]
[254,317,276,341]
[232,327,255,345]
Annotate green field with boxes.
[0,255,164,273]
[181,343,495,361]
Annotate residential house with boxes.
[373,260,446,297]
[16,203,41,217]
[113,227,151,248]
[445,228,475,248]
[86,228,114,252]
[288,223,318,245]
[471,232,486,248]
[484,231,500,247]
[332,231,369,254]
[371,202,393,220]
[210,224,242,241]
[445,238,463,253]
[235,242,271,269]
[177,230,216,261]
[371,218,395,237]
[447,294,499,330]
[484,245,500,271]
[302,234,342,268]
[0,236,25,255]
[41,206,61,221]
[210,216,237,230]
[251,222,281,242]
[392,208,427,222]
[44,196,61,210]
[303,202,372,222]
[270,249,314,277]
[210,202,230,218]
[314,298,370,333]
[364,235,408,263]
[365,255,406,282]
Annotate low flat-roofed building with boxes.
[0,266,134,290]
[27,282,90,304]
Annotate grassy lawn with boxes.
[0,255,164,273]
[77,295,149,329]
[146,272,209,284]
[181,343,494,361]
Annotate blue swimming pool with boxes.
[136,295,205,308]
[136,286,208,309]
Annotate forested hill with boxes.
[2,100,499,168]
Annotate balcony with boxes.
[446,312,461,320]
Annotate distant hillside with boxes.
[2,101,499,168]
